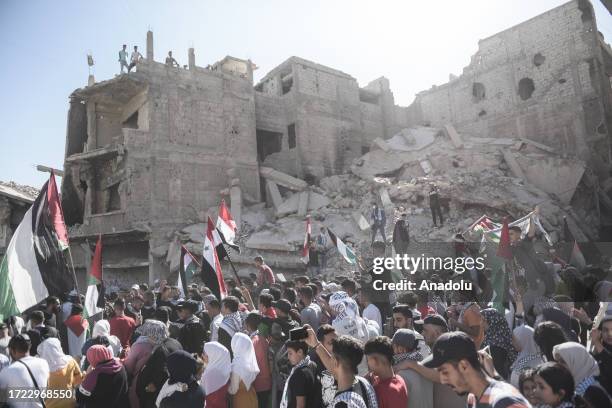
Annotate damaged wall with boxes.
[405,0,612,170]
[254,57,405,179]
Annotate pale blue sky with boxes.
[1,0,610,188]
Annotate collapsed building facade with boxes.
[61,0,612,287]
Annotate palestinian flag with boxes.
[202,217,227,300]
[84,235,105,319]
[327,228,356,265]
[179,245,200,297]
[0,174,74,320]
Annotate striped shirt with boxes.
[467,380,532,408]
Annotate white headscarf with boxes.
[553,342,600,384]
[231,333,259,390]
[92,320,110,337]
[201,342,231,395]
[91,319,121,356]
[38,338,73,372]
[510,325,542,371]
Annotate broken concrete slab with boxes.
[379,187,393,208]
[444,124,464,149]
[515,155,584,204]
[276,191,331,217]
[419,160,433,175]
[520,138,556,154]
[260,167,307,191]
[386,127,438,152]
[297,190,309,216]
[501,150,525,180]
[372,137,391,152]
[265,180,283,210]
[353,211,370,230]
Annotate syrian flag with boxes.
[216,199,237,245]
[302,217,311,264]
[179,246,200,297]
[0,174,74,320]
[214,199,240,262]
[327,228,356,265]
[496,218,512,261]
[84,235,105,318]
[202,217,227,300]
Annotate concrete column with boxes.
[230,184,242,228]
[86,102,97,151]
[146,31,154,60]
[188,48,195,70]
[297,190,309,216]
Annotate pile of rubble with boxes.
[172,125,596,276]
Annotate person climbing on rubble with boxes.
[392,212,410,256]
[128,45,143,72]
[428,184,443,227]
[119,44,129,73]
[370,202,387,244]
[316,227,329,275]
[165,51,179,67]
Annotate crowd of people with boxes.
[0,228,611,408]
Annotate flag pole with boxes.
[221,243,242,287]
[66,246,80,295]
[181,245,202,267]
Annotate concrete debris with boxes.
[444,124,464,149]
[297,190,309,217]
[265,180,283,210]
[260,166,308,191]
[276,190,331,217]
[519,138,556,154]
[501,150,526,180]
[372,137,391,152]
[385,127,437,152]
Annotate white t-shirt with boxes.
[0,356,49,408]
[362,303,382,330]
[210,314,223,342]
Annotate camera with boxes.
[289,326,308,341]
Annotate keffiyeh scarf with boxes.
[393,350,423,365]
[280,356,311,408]
[220,311,243,336]
[332,376,379,408]
[575,376,597,397]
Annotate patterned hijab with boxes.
[136,319,168,345]
[481,308,517,363]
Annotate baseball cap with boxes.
[176,299,198,313]
[424,331,479,368]
[272,299,292,314]
[423,314,449,331]
[392,329,418,350]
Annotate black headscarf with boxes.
[167,350,197,384]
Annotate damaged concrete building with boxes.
[61,0,612,287]
[0,182,38,257]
